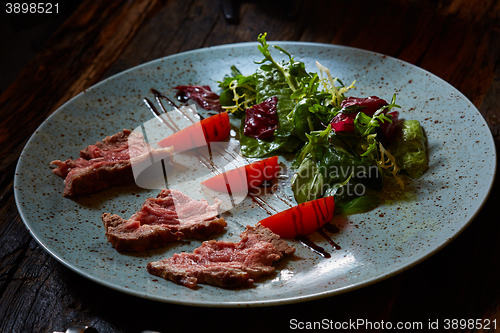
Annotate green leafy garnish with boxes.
[388,120,428,178]
[255,33,308,93]
[216,33,429,215]
[218,66,258,115]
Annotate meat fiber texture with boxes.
[102,189,226,252]
[50,129,173,197]
[147,224,295,288]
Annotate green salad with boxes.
[192,33,429,215]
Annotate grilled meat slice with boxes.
[103,189,226,252]
[147,224,295,288]
[50,129,173,197]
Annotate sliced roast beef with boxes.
[102,189,226,252]
[147,224,295,288]
[50,129,173,197]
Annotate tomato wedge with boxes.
[201,156,280,193]
[259,196,335,238]
[158,112,231,152]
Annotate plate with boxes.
[14,41,496,307]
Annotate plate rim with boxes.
[13,40,497,307]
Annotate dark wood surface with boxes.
[1,0,499,332]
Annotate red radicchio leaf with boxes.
[244,96,279,140]
[340,96,388,116]
[331,96,389,133]
[174,85,223,112]
[380,111,400,140]
[331,113,356,132]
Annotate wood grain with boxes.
[0,0,160,160]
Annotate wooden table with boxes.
[1,0,499,332]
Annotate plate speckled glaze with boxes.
[14,42,496,307]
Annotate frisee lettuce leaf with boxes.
[316,61,356,107]
[218,66,257,115]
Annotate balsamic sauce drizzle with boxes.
[295,235,331,258]
[295,223,341,258]
[317,228,341,250]
[147,88,343,258]
[175,90,189,103]
[274,187,295,208]
[249,193,278,216]
[143,97,177,133]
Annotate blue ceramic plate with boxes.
[14,42,496,307]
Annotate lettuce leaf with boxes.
[291,126,383,204]
[389,120,428,178]
[334,194,381,215]
[218,66,257,115]
[239,66,302,157]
